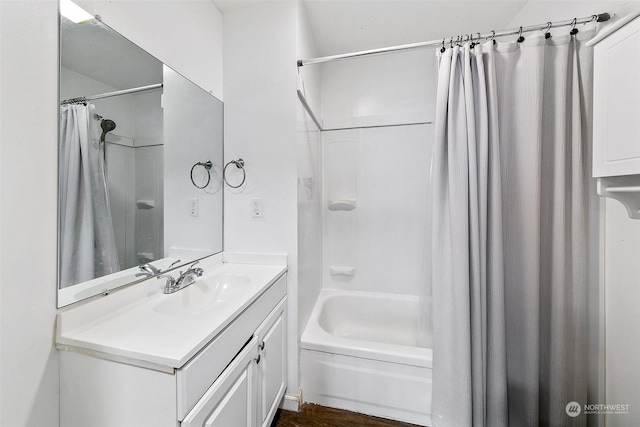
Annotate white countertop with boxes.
[56,255,287,371]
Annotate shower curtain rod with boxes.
[297,12,611,67]
[60,83,163,105]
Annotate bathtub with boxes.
[300,289,432,426]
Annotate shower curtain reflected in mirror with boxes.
[59,104,119,289]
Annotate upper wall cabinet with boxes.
[593,15,640,177]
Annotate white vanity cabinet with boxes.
[593,15,640,177]
[182,297,288,427]
[58,266,287,427]
[256,298,287,427]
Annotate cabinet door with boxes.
[256,297,287,427]
[593,16,640,177]
[182,338,259,427]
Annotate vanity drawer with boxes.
[176,274,286,420]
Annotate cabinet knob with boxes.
[259,341,265,351]
[255,354,261,364]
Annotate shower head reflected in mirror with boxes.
[100,119,116,143]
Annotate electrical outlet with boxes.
[251,198,263,218]
[189,198,199,217]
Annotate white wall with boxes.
[0,2,59,425]
[222,0,300,398]
[0,1,223,424]
[604,199,640,426]
[296,0,323,343]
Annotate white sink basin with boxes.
[153,274,251,316]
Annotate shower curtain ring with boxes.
[449,36,454,48]
[543,22,552,39]
[488,30,496,45]
[441,38,446,53]
[570,18,579,35]
[470,33,479,48]
[517,26,525,43]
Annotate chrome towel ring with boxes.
[224,158,246,188]
[190,160,213,189]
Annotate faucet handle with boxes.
[157,274,176,288]
[188,260,200,270]
[165,259,182,271]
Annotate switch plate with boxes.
[251,198,263,218]
[189,198,199,217]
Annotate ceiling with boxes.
[301,0,529,57]
[215,0,529,57]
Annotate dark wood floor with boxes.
[271,404,421,427]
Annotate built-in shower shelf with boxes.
[597,175,640,219]
[329,266,356,277]
[328,199,356,211]
[136,200,156,209]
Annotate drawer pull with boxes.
[255,354,261,364]
[259,341,265,351]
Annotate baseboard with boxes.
[280,388,302,412]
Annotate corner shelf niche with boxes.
[597,175,640,219]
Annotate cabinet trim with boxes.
[593,15,640,177]
[181,337,259,427]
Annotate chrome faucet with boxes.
[157,261,204,294]
[135,259,182,278]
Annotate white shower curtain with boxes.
[59,104,119,288]
[431,31,595,427]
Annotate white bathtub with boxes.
[300,289,432,426]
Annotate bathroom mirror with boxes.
[58,14,223,307]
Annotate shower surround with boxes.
[297,48,436,425]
